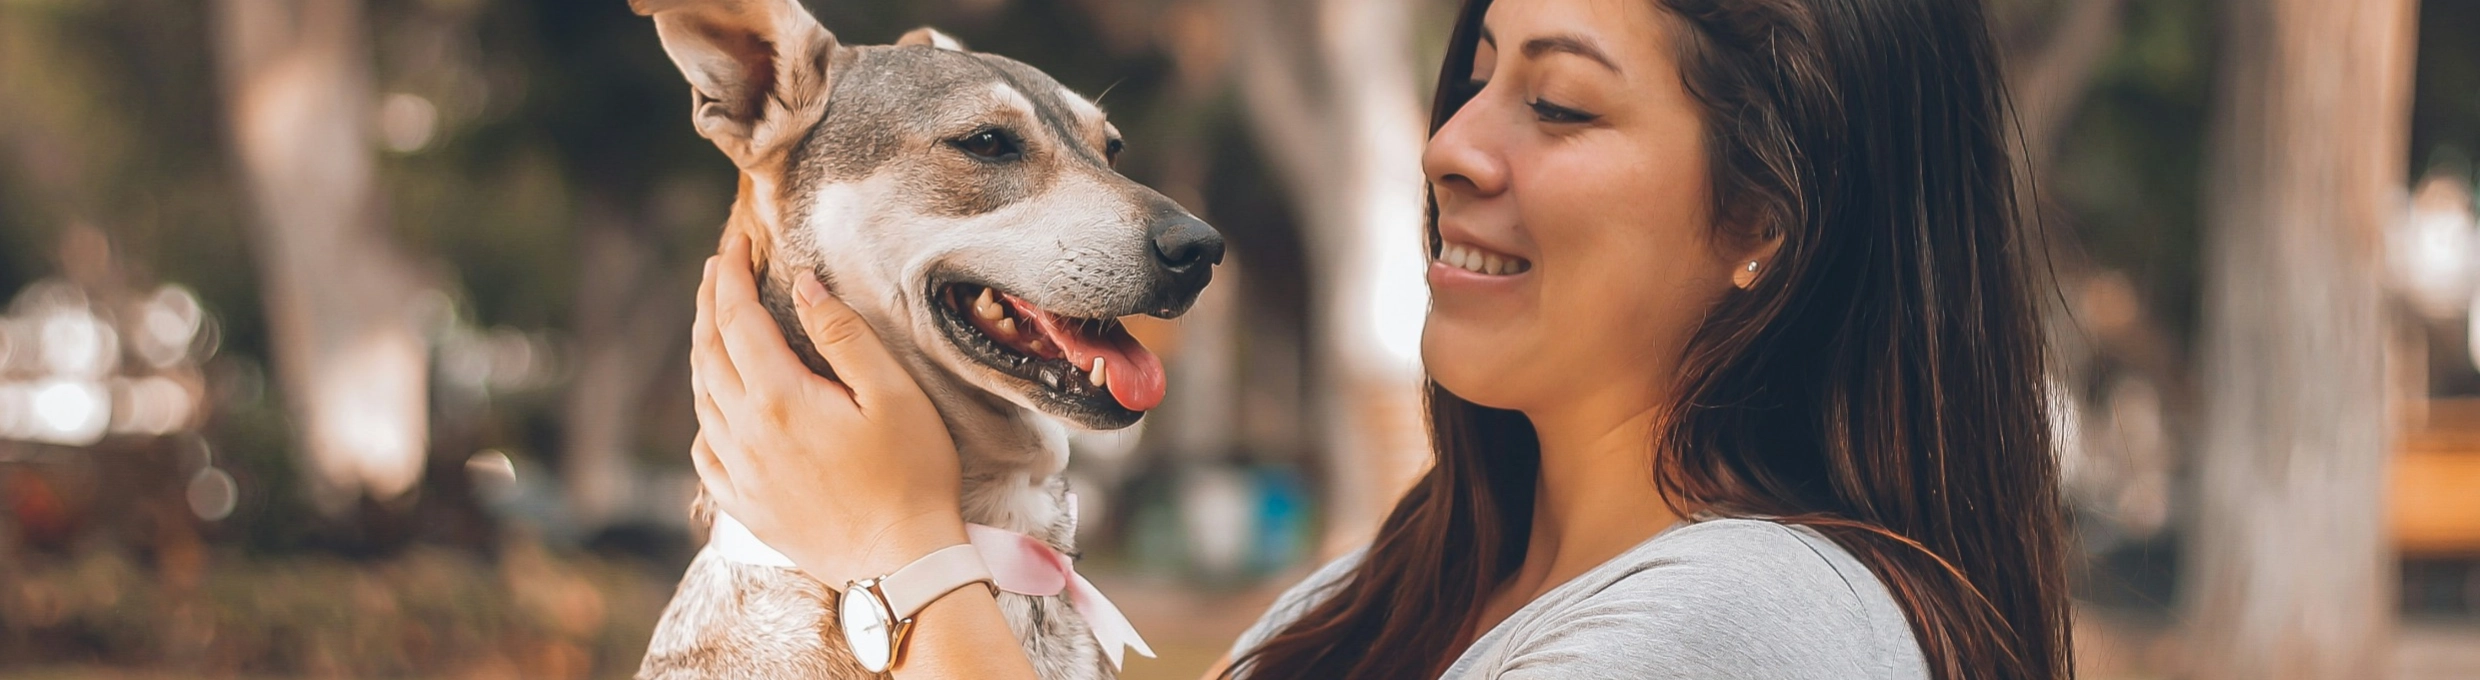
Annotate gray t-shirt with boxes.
[1228,518,1930,679]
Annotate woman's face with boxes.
[1421,0,1748,419]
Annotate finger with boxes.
[690,433,734,503]
[693,256,746,404]
[790,270,914,411]
[693,412,752,496]
[711,234,812,394]
[690,364,739,452]
[691,314,763,483]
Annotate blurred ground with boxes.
[2070,612,2480,680]
[5,561,2479,680]
[0,510,2473,679]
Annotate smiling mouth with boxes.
[1435,242,1532,276]
[931,283,1167,423]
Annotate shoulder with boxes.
[1592,518,1883,620]
[1487,519,1926,680]
[1633,517,1879,593]
[1227,547,1366,662]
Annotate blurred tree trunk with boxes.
[561,202,694,530]
[2186,0,2419,676]
[1217,0,1433,554]
[212,0,433,514]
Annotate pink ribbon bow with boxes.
[966,522,1156,669]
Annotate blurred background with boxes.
[0,0,2474,678]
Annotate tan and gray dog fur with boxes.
[629,0,1221,677]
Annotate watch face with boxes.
[839,585,896,672]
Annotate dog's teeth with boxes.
[1090,357,1107,387]
[993,317,1017,337]
[975,289,1005,320]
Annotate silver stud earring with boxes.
[1733,260,1760,289]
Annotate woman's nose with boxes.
[1422,101,1509,198]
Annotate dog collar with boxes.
[707,511,802,568]
[702,506,1155,669]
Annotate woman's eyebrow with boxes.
[1521,34,1620,74]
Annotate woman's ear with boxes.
[633,0,841,169]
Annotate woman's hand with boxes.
[688,233,969,587]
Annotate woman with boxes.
[686,0,2072,676]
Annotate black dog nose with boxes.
[1149,216,1225,272]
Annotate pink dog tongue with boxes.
[1013,304,1167,412]
[1085,330,1166,412]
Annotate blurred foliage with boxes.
[0,542,671,677]
[2412,0,2480,175]
[2049,0,2480,351]
[0,0,262,357]
[2047,0,2214,345]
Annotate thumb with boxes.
[793,271,915,407]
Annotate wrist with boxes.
[830,509,969,584]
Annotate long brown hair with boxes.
[1226,0,2072,678]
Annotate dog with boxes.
[628,0,1222,677]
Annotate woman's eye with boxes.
[1528,99,1598,125]
[953,130,1021,160]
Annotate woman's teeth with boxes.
[1437,243,1531,276]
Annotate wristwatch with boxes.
[837,544,997,673]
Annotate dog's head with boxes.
[637,0,1221,431]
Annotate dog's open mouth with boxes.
[934,283,1167,417]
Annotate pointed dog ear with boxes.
[633,0,839,168]
[897,26,966,51]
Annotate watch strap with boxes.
[882,543,995,621]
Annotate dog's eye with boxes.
[1105,138,1124,166]
[953,129,1021,161]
